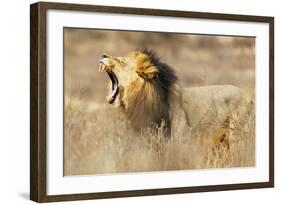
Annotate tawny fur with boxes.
[100,50,253,142]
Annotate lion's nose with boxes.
[102,53,109,59]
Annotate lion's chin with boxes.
[98,64,119,104]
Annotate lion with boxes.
[98,50,253,145]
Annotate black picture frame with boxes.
[30,1,274,202]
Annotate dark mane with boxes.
[140,49,178,101]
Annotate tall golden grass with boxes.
[64,96,255,176]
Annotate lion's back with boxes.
[181,85,253,127]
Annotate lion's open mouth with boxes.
[98,64,119,104]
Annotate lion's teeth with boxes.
[106,96,114,103]
[98,65,105,72]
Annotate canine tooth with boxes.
[106,96,114,103]
[98,64,105,72]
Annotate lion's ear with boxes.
[136,65,158,80]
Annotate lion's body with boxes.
[182,85,251,127]
[98,50,253,144]
[167,84,253,142]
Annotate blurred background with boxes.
[64,28,255,103]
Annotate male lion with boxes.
[98,50,253,143]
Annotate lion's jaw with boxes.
[99,53,137,104]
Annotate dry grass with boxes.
[64,97,255,176]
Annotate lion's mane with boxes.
[118,50,178,136]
